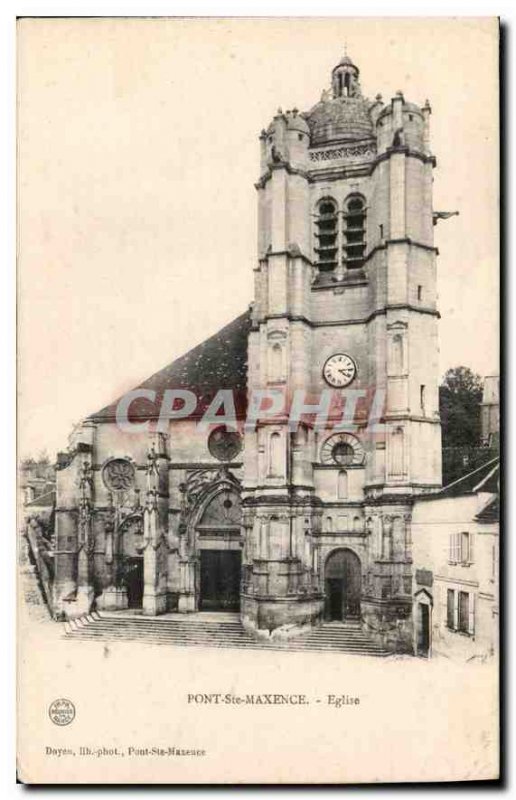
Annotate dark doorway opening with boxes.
[417,602,430,657]
[122,557,144,609]
[327,578,344,621]
[200,550,241,611]
[324,548,361,621]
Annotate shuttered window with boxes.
[449,533,460,563]
[458,591,469,633]
[343,196,366,269]
[314,198,338,273]
[468,593,475,635]
[449,532,473,564]
[446,588,475,635]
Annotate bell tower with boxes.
[242,53,442,651]
[331,53,361,98]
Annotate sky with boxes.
[17,17,499,460]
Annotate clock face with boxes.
[322,353,357,388]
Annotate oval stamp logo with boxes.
[49,698,75,726]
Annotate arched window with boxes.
[353,516,361,532]
[314,198,338,273]
[343,195,366,269]
[420,384,426,414]
[198,489,241,528]
[338,469,348,499]
[326,516,333,532]
[269,432,283,477]
[269,343,283,383]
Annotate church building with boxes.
[52,53,443,653]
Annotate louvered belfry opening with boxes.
[344,195,366,269]
[314,198,338,272]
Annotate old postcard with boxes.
[17,17,500,784]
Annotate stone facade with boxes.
[50,53,444,654]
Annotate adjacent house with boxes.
[412,458,499,659]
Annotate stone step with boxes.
[63,631,386,654]
[62,614,389,656]
[85,627,376,646]
[97,615,367,628]
[66,624,378,642]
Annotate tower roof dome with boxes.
[306,95,374,145]
[333,54,358,71]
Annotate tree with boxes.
[36,449,51,466]
[439,366,483,449]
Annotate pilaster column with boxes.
[403,512,412,560]
[141,439,168,615]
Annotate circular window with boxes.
[208,427,243,462]
[102,458,135,492]
[321,433,365,466]
[331,442,355,466]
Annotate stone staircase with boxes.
[19,534,52,622]
[63,612,389,657]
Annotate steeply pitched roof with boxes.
[475,495,499,523]
[89,310,251,422]
[437,457,500,499]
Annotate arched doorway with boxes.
[414,591,432,657]
[324,548,362,621]
[196,487,242,612]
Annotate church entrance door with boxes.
[122,556,144,609]
[199,550,241,611]
[325,548,361,621]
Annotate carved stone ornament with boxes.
[79,461,94,501]
[102,458,136,493]
[182,467,240,509]
[309,142,376,163]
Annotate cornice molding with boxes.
[257,248,313,267]
[365,237,438,263]
[255,162,310,189]
[252,303,440,332]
